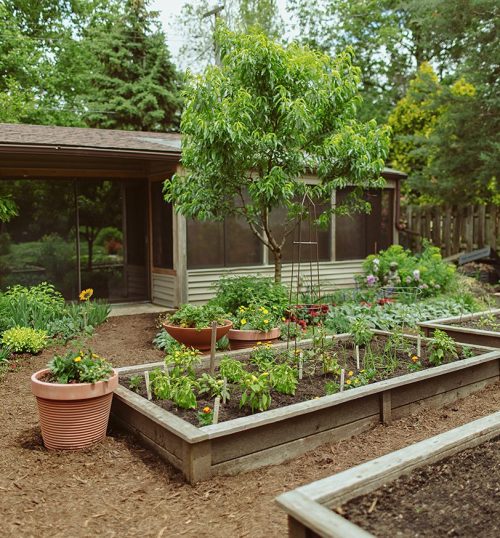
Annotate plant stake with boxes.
[340,369,345,392]
[222,377,227,404]
[417,334,422,358]
[213,396,221,425]
[298,351,303,380]
[144,370,152,401]
[355,345,360,370]
[209,321,217,375]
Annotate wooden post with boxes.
[340,369,345,392]
[182,440,212,484]
[380,391,392,425]
[209,321,217,375]
[355,345,360,370]
[213,396,220,424]
[144,370,152,401]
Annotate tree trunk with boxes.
[273,249,282,283]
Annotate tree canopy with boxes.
[165,27,390,281]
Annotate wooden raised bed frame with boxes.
[419,308,500,348]
[275,411,500,538]
[111,332,499,483]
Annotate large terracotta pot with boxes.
[31,369,118,450]
[162,320,233,351]
[228,327,281,350]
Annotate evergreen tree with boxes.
[83,0,181,131]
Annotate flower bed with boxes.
[111,331,499,483]
[419,308,500,348]
[275,411,500,538]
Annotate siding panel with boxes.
[152,273,176,307]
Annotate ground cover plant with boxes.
[120,329,479,426]
[0,282,110,364]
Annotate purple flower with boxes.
[366,274,377,287]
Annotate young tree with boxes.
[165,28,390,282]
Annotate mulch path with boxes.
[1,313,499,537]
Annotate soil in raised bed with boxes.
[119,335,480,426]
[452,313,500,333]
[340,436,500,537]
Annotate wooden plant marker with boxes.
[417,334,422,358]
[222,378,227,405]
[144,370,152,401]
[355,345,360,370]
[340,369,345,392]
[209,321,217,375]
[298,351,303,380]
[213,396,221,425]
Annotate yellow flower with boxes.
[263,308,269,315]
[92,353,99,359]
[411,355,419,362]
[202,406,211,414]
[348,370,354,377]
[263,319,269,324]
[79,288,93,301]
[346,379,352,385]
[74,356,81,362]
[240,318,247,326]
[282,317,286,322]
[251,375,258,382]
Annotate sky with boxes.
[151,0,292,68]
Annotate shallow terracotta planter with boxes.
[31,369,118,450]
[162,320,233,351]
[228,327,281,350]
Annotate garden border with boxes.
[275,411,500,538]
[110,332,499,483]
[419,308,500,348]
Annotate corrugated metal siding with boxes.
[151,273,176,307]
[187,261,363,305]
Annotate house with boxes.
[0,123,407,306]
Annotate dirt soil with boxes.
[1,313,499,538]
[342,437,500,537]
[453,313,500,332]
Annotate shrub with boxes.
[1,327,48,353]
[210,276,289,315]
[95,226,123,247]
[359,242,457,297]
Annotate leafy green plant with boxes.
[48,349,113,384]
[269,363,298,395]
[250,343,276,371]
[167,304,229,329]
[150,368,172,399]
[210,275,289,315]
[1,327,48,353]
[219,357,246,383]
[351,318,374,347]
[170,377,198,409]
[320,352,341,376]
[427,329,458,366]
[128,375,142,393]
[153,330,182,352]
[239,372,272,413]
[0,346,11,364]
[165,346,202,379]
[198,373,230,402]
[325,380,340,395]
[232,304,281,332]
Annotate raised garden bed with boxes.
[419,308,500,348]
[275,411,500,538]
[111,332,500,483]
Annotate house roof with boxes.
[0,123,407,179]
[0,123,182,157]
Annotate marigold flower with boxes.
[79,288,93,301]
[74,357,81,362]
[411,355,419,362]
[240,318,247,325]
[263,319,269,324]
[263,308,269,314]
[202,406,211,414]
[346,379,352,385]
[348,370,354,376]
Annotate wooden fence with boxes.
[401,204,499,256]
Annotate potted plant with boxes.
[31,348,118,450]
[228,304,281,350]
[162,304,232,351]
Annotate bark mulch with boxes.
[1,313,499,537]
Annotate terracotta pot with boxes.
[162,320,233,351]
[31,369,118,450]
[228,327,281,350]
